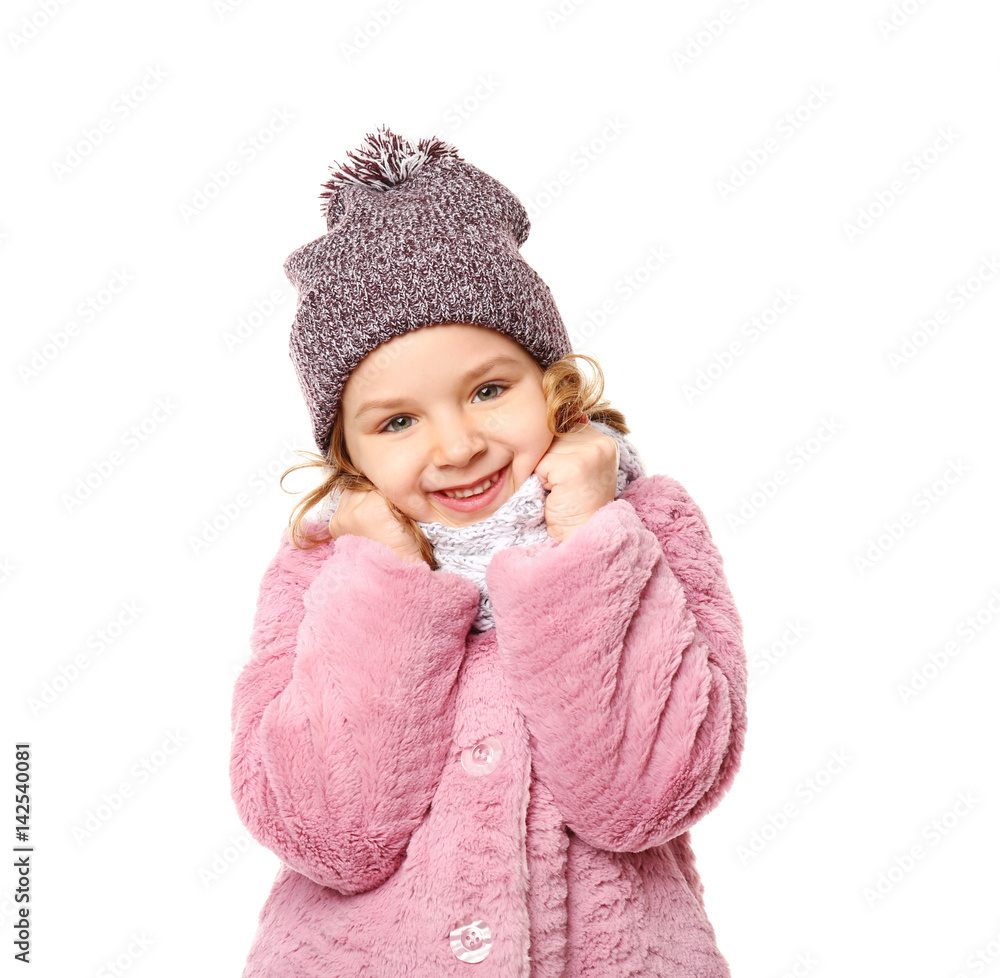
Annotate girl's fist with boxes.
[329,488,423,563]
[534,420,619,544]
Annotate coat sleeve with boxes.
[230,527,481,894]
[485,473,747,853]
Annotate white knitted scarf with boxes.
[318,420,646,632]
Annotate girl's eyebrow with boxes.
[353,355,523,419]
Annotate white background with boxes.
[4,1,999,975]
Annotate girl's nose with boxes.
[429,416,489,468]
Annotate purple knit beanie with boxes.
[284,125,573,457]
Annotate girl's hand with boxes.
[534,419,619,544]
[329,488,424,563]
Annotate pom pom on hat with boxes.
[320,126,460,200]
[319,126,464,231]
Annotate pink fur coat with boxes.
[230,473,747,976]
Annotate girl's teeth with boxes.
[441,470,500,499]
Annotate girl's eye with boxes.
[474,383,506,402]
[381,415,413,434]
[377,383,508,433]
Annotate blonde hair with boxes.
[279,352,629,567]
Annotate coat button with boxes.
[461,736,503,776]
[449,917,492,962]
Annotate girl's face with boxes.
[341,323,555,527]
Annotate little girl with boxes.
[230,126,747,977]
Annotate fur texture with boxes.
[230,473,747,976]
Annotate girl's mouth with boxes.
[431,463,509,513]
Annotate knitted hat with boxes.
[284,125,573,456]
